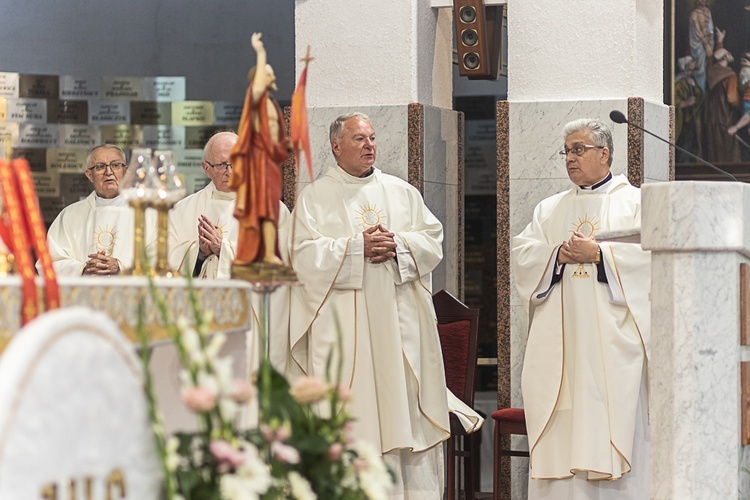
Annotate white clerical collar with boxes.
[94,193,127,207]
[210,182,237,201]
[335,164,377,183]
[578,171,613,194]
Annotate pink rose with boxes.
[336,384,351,403]
[181,386,217,412]
[290,376,328,404]
[328,442,344,461]
[271,441,300,464]
[230,379,256,404]
[210,440,246,468]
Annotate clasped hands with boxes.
[198,215,223,258]
[83,250,120,276]
[558,231,598,265]
[363,224,397,263]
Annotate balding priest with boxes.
[167,131,290,279]
[512,118,651,498]
[42,144,135,276]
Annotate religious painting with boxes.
[668,0,750,172]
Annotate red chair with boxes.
[433,289,480,500]
[491,407,528,500]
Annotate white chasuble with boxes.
[167,182,239,279]
[513,175,651,486]
[290,166,481,466]
[43,192,139,276]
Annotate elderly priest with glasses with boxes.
[42,144,134,276]
[512,118,651,499]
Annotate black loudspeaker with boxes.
[453,0,503,80]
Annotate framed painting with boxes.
[667,0,750,177]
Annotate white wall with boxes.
[0,0,296,102]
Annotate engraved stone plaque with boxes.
[58,124,101,149]
[38,197,65,226]
[13,148,48,172]
[17,124,59,148]
[101,76,143,100]
[142,125,185,149]
[0,73,19,98]
[0,123,19,148]
[99,125,144,150]
[6,98,47,123]
[47,100,89,124]
[172,101,215,126]
[89,100,130,125]
[59,75,100,100]
[131,101,172,125]
[185,125,224,149]
[174,149,208,195]
[143,76,186,102]
[213,101,243,126]
[31,171,61,197]
[46,148,88,173]
[18,74,59,99]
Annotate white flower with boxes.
[213,357,235,393]
[219,397,239,421]
[350,441,393,500]
[220,474,262,500]
[289,376,329,404]
[180,326,201,354]
[288,471,317,500]
[165,436,180,472]
[196,370,220,396]
[206,332,227,361]
[236,442,273,489]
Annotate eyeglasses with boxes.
[558,144,604,157]
[88,161,127,173]
[205,161,233,172]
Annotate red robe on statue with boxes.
[229,89,289,265]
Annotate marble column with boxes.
[641,181,750,499]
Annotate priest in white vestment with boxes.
[513,118,651,499]
[42,144,141,276]
[289,113,482,498]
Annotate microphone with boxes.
[609,110,737,182]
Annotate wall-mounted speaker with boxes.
[453,0,503,80]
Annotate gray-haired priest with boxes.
[513,118,651,498]
[42,144,137,276]
[289,112,482,498]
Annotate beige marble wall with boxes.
[283,104,462,296]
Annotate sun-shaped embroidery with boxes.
[572,215,599,238]
[215,220,228,237]
[95,224,117,254]
[356,204,383,228]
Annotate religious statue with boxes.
[229,32,295,281]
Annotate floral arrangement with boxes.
[137,280,394,500]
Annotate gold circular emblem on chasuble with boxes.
[572,215,599,238]
[356,204,384,228]
[95,225,117,254]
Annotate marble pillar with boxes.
[642,181,750,499]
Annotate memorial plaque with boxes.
[131,101,172,125]
[18,74,59,99]
[174,149,207,195]
[46,148,88,173]
[17,124,59,148]
[0,123,19,148]
[38,197,65,227]
[0,99,5,122]
[47,99,88,124]
[13,148,48,173]
[58,172,92,205]
[89,100,130,125]
[31,171,61,197]
[143,76,186,101]
[101,76,143,100]
[0,73,19,98]
[58,124,101,149]
[142,125,185,149]
[185,125,224,149]
[213,101,243,126]
[100,125,143,149]
[6,98,47,123]
[172,101,215,126]
[59,75,101,100]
